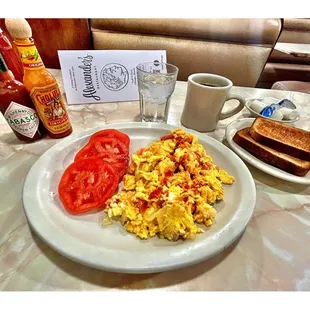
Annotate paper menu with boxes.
[58,50,167,105]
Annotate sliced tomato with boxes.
[89,129,130,148]
[74,137,129,181]
[75,137,129,161]
[58,158,119,214]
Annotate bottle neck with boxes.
[0,53,14,81]
[14,38,45,70]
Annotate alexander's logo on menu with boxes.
[78,54,101,101]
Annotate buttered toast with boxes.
[249,117,310,161]
[233,127,310,176]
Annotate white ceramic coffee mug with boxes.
[181,73,245,132]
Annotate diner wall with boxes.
[0,18,92,69]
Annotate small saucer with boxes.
[245,98,300,124]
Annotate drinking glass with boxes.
[136,62,179,123]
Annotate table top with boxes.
[275,43,310,58]
[1,69,310,291]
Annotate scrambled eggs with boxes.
[103,129,234,241]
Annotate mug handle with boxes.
[219,94,246,120]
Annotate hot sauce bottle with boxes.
[0,53,46,142]
[0,27,24,83]
[5,18,72,139]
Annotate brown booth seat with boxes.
[90,18,281,87]
[258,18,310,89]
[0,18,282,88]
[269,19,310,93]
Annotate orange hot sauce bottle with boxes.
[5,19,72,139]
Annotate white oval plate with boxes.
[23,122,256,274]
[225,118,310,185]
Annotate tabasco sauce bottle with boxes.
[5,18,72,139]
[0,27,24,83]
[0,53,46,142]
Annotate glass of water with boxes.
[136,62,179,123]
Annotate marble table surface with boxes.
[1,69,310,291]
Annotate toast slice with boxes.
[233,127,310,177]
[249,117,310,161]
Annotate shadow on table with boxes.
[245,163,310,194]
[0,131,55,147]
[32,229,242,290]
[0,132,37,146]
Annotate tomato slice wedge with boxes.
[58,158,119,214]
[74,137,129,181]
[89,129,130,148]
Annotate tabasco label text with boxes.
[30,83,71,135]
[4,101,39,138]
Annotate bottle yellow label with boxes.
[15,43,44,69]
[30,83,71,134]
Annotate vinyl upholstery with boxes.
[259,18,310,88]
[90,19,281,87]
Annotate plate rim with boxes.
[225,118,310,185]
[22,122,257,273]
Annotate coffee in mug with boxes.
[198,82,220,88]
[181,73,245,132]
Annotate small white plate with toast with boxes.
[225,118,310,185]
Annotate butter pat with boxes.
[269,110,283,121]
[279,107,299,120]
[249,100,266,113]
